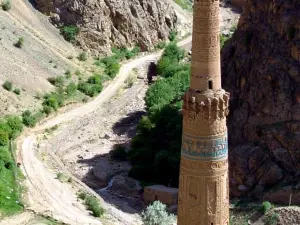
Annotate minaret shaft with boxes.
[177,0,230,225]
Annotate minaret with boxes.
[177,0,230,224]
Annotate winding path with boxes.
[16,37,192,225]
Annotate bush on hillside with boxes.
[60,25,79,42]
[14,37,24,48]
[141,201,176,225]
[78,52,88,61]
[13,88,20,95]
[66,82,77,96]
[168,30,177,42]
[2,81,12,91]
[42,92,65,111]
[77,81,103,97]
[1,0,11,11]
[22,110,37,128]
[100,56,120,78]
[47,76,65,87]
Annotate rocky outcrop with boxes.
[34,0,177,55]
[222,0,300,203]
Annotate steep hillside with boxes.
[222,0,300,203]
[34,0,178,54]
[0,0,80,116]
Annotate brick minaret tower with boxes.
[177,0,230,224]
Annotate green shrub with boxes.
[13,88,20,95]
[78,52,88,61]
[60,25,79,42]
[168,30,177,42]
[42,105,52,116]
[65,70,72,79]
[110,144,128,161]
[155,41,166,49]
[77,82,103,97]
[2,81,12,91]
[78,191,87,200]
[43,92,65,111]
[66,82,77,96]
[100,56,121,78]
[141,201,176,225]
[84,195,105,217]
[1,0,11,11]
[260,201,272,214]
[22,110,37,127]
[14,37,24,48]
[47,76,65,87]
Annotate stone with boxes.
[34,0,177,55]
[144,185,178,206]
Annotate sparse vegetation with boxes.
[65,70,72,79]
[125,73,136,88]
[174,0,192,11]
[14,37,24,48]
[2,81,13,91]
[1,0,11,11]
[155,41,166,49]
[60,25,79,43]
[78,52,88,61]
[141,201,176,225]
[77,191,104,217]
[56,172,72,183]
[47,76,65,87]
[263,212,279,225]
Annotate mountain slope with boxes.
[34,0,178,54]
[222,0,300,203]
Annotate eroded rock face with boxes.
[222,0,300,202]
[34,0,177,54]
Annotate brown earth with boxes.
[222,0,300,204]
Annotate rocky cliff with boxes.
[222,0,300,204]
[34,0,177,55]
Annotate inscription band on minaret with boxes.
[177,0,230,224]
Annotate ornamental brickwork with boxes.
[177,0,230,224]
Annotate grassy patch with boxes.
[0,140,24,216]
[173,0,192,11]
[77,191,105,217]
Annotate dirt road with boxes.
[16,37,192,225]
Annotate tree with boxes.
[141,201,176,225]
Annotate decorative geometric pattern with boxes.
[181,133,228,160]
